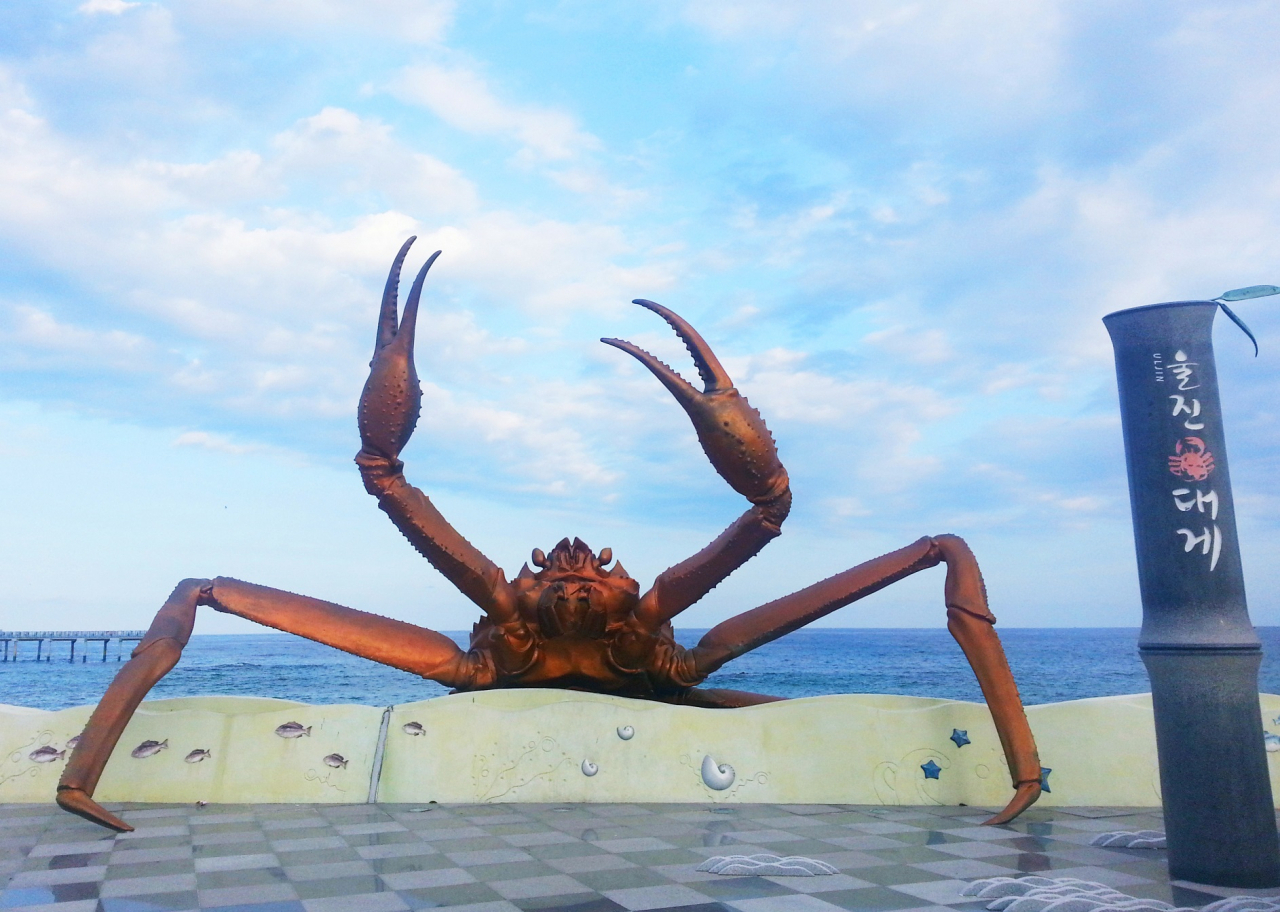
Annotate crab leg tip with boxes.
[982,781,1042,826]
[56,787,134,833]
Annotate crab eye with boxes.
[532,548,549,568]
[598,547,612,566]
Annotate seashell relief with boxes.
[701,754,735,790]
[616,725,634,740]
[581,760,599,777]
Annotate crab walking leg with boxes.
[57,580,203,832]
[58,578,480,833]
[933,535,1042,825]
[668,687,786,708]
[690,535,1042,825]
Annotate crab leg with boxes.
[603,301,792,630]
[58,578,482,833]
[667,687,785,708]
[690,535,1042,826]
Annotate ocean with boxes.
[5,628,1280,712]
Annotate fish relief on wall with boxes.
[275,719,351,793]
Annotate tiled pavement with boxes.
[1,801,1272,912]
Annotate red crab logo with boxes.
[1169,436,1215,482]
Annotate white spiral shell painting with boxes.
[581,759,599,777]
[616,725,635,740]
[701,754,735,790]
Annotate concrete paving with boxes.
[1,801,1274,912]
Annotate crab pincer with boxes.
[603,300,791,525]
[358,237,440,461]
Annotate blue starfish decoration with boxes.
[950,729,970,748]
[1040,767,1052,793]
[921,759,942,780]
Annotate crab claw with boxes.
[358,238,441,460]
[603,300,790,524]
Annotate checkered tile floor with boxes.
[2,801,1272,912]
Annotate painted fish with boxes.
[29,746,66,763]
[185,749,212,763]
[66,735,81,750]
[323,753,348,769]
[275,722,311,739]
[402,722,425,736]
[131,739,168,759]
[1266,732,1280,753]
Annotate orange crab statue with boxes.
[56,238,1043,832]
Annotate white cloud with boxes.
[173,0,455,45]
[863,326,954,366]
[2,304,152,371]
[78,4,184,89]
[78,0,140,15]
[139,151,275,206]
[0,66,681,498]
[4,0,1280,631]
[682,0,1065,123]
[272,107,478,215]
[393,64,600,162]
[173,430,261,455]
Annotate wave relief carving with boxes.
[473,735,573,801]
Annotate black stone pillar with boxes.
[1105,300,1279,887]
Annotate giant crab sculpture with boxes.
[57,238,1042,831]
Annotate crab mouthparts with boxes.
[537,583,606,639]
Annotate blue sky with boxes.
[1,0,1277,634]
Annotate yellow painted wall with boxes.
[3,691,1279,809]
[0,697,383,804]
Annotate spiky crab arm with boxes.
[603,300,792,629]
[357,239,525,636]
[636,507,788,628]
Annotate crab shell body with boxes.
[468,537,695,697]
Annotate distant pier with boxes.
[0,630,146,662]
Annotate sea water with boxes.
[4,628,1280,712]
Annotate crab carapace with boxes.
[57,238,1043,831]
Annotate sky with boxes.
[0,0,1278,635]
